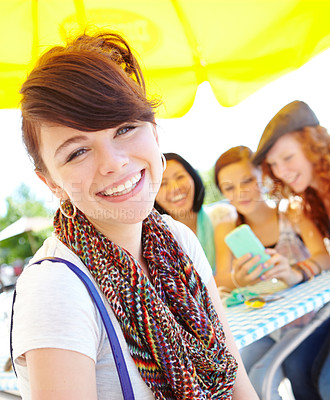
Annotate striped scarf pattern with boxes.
[54,208,237,399]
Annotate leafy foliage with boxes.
[0,184,54,265]
[199,167,224,205]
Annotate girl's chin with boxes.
[289,181,307,194]
[236,202,257,215]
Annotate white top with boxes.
[12,215,213,400]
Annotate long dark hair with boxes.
[154,153,205,214]
[20,32,160,174]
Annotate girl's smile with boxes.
[266,132,314,193]
[218,159,263,215]
[156,160,195,216]
[97,171,143,201]
[36,121,163,232]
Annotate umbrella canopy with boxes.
[1,0,330,118]
[0,217,52,242]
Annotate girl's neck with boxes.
[172,209,198,234]
[91,218,144,261]
[243,201,276,229]
[242,202,279,247]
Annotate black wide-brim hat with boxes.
[253,100,319,165]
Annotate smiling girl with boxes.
[253,100,330,400]
[253,100,330,241]
[154,153,218,274]
[10,32,258,400]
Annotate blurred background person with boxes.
[253,100,330,400]
[154,152,218,274]
[254,100,329,242]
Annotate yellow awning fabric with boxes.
[1,0,330,118]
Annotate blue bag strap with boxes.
[10,256,135,400]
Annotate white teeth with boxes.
[287,175,298,184]
[124,180,133,189]
[116,184,125,192]
[101,173,141,196]
[171,193,186,202]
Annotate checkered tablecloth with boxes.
[225,271,330,349]
[0,355,19,394]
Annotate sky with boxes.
[1,48,330,216]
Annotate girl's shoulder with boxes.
[18,235,92,302]
[160,214,213,285]
[204,202,237,228]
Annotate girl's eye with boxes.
[116,125,136,136]
[66,148,87,162]
[284,155,293,162]
[241,177,254,185]
[222,186,233,192]
[176,174,186,181]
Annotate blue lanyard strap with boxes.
[10,256,135,400]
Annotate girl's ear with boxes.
[35,170,69,200]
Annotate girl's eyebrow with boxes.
[54,135,89,157]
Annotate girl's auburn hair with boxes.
[20,32,160,173]
[261,126,330,238]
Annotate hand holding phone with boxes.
[224,224,273,276]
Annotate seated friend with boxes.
[154,152,218,274]
[253,100,330,400]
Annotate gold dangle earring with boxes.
[59,199,77,219]
[161,153,167,173]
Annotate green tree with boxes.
[199,167,224,205]
[0,184,54,265]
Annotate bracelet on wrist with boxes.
[231,270,240,288]
[298,260,315,276]
[308,258,322,275]
[291,263,310,283]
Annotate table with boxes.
[225,272,330,400]
[225,271,330,349]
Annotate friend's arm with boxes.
[214,222,265,289]
[297,215,330,272]
[214,221,236,288]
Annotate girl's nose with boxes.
[97,143,129,175]
[273,162,287,180]
[167,179,182,194]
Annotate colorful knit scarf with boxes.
[54,208,237,399]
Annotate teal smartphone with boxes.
[224,224,273,276]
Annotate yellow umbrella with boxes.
[1,0,330,118]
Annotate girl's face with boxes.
[36,121,163,233]
[218,159,263,215]
[265,132,313,193]
[156,160,195,217]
